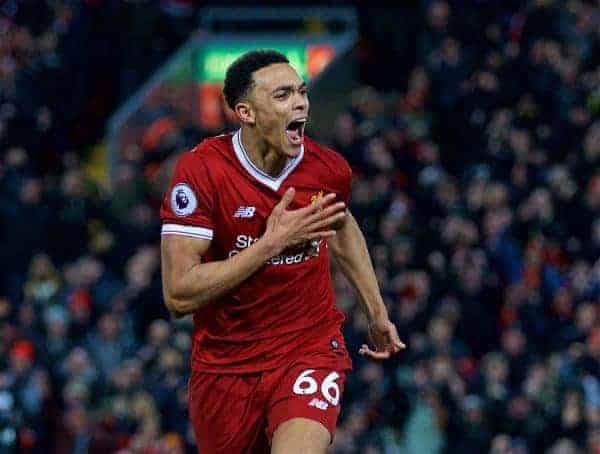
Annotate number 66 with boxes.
[292,369,340,406]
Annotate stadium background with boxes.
[0,1,599,453]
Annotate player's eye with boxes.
[275,92,289,100]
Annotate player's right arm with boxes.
[161,233,268,318]
[161,187,346,317]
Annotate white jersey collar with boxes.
[232,129,304,191]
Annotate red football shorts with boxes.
[188,347,349,453]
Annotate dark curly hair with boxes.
[223,50,289,110]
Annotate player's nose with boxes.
[292,92,309,113]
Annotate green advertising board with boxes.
[198,43,309,82]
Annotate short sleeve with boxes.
[160,149,215,240]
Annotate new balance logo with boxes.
[234,206,256,218]
[308,398,329,411]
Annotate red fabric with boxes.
[188,337,349,453]
[266,362,346,442]
[160,132,353,374]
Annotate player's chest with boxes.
[211,175,328,250]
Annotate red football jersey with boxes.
[160,131,353,373]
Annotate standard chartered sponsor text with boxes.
[228,234,320,265]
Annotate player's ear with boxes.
[235,101,255,125]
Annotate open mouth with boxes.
[285,118,307,146]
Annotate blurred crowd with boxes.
[1,1,199,453]
[331,1,599,453]
[1,0,599,453]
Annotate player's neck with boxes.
[240,127,288,177]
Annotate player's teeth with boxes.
[286,118,307,130]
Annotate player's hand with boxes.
[263,187,346,256]
[359,317,406,361]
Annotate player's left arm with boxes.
[328,211,406,360]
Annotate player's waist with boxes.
[196,287,337,341]
[190,312,346,373]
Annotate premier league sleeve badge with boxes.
[170,183,197,217]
